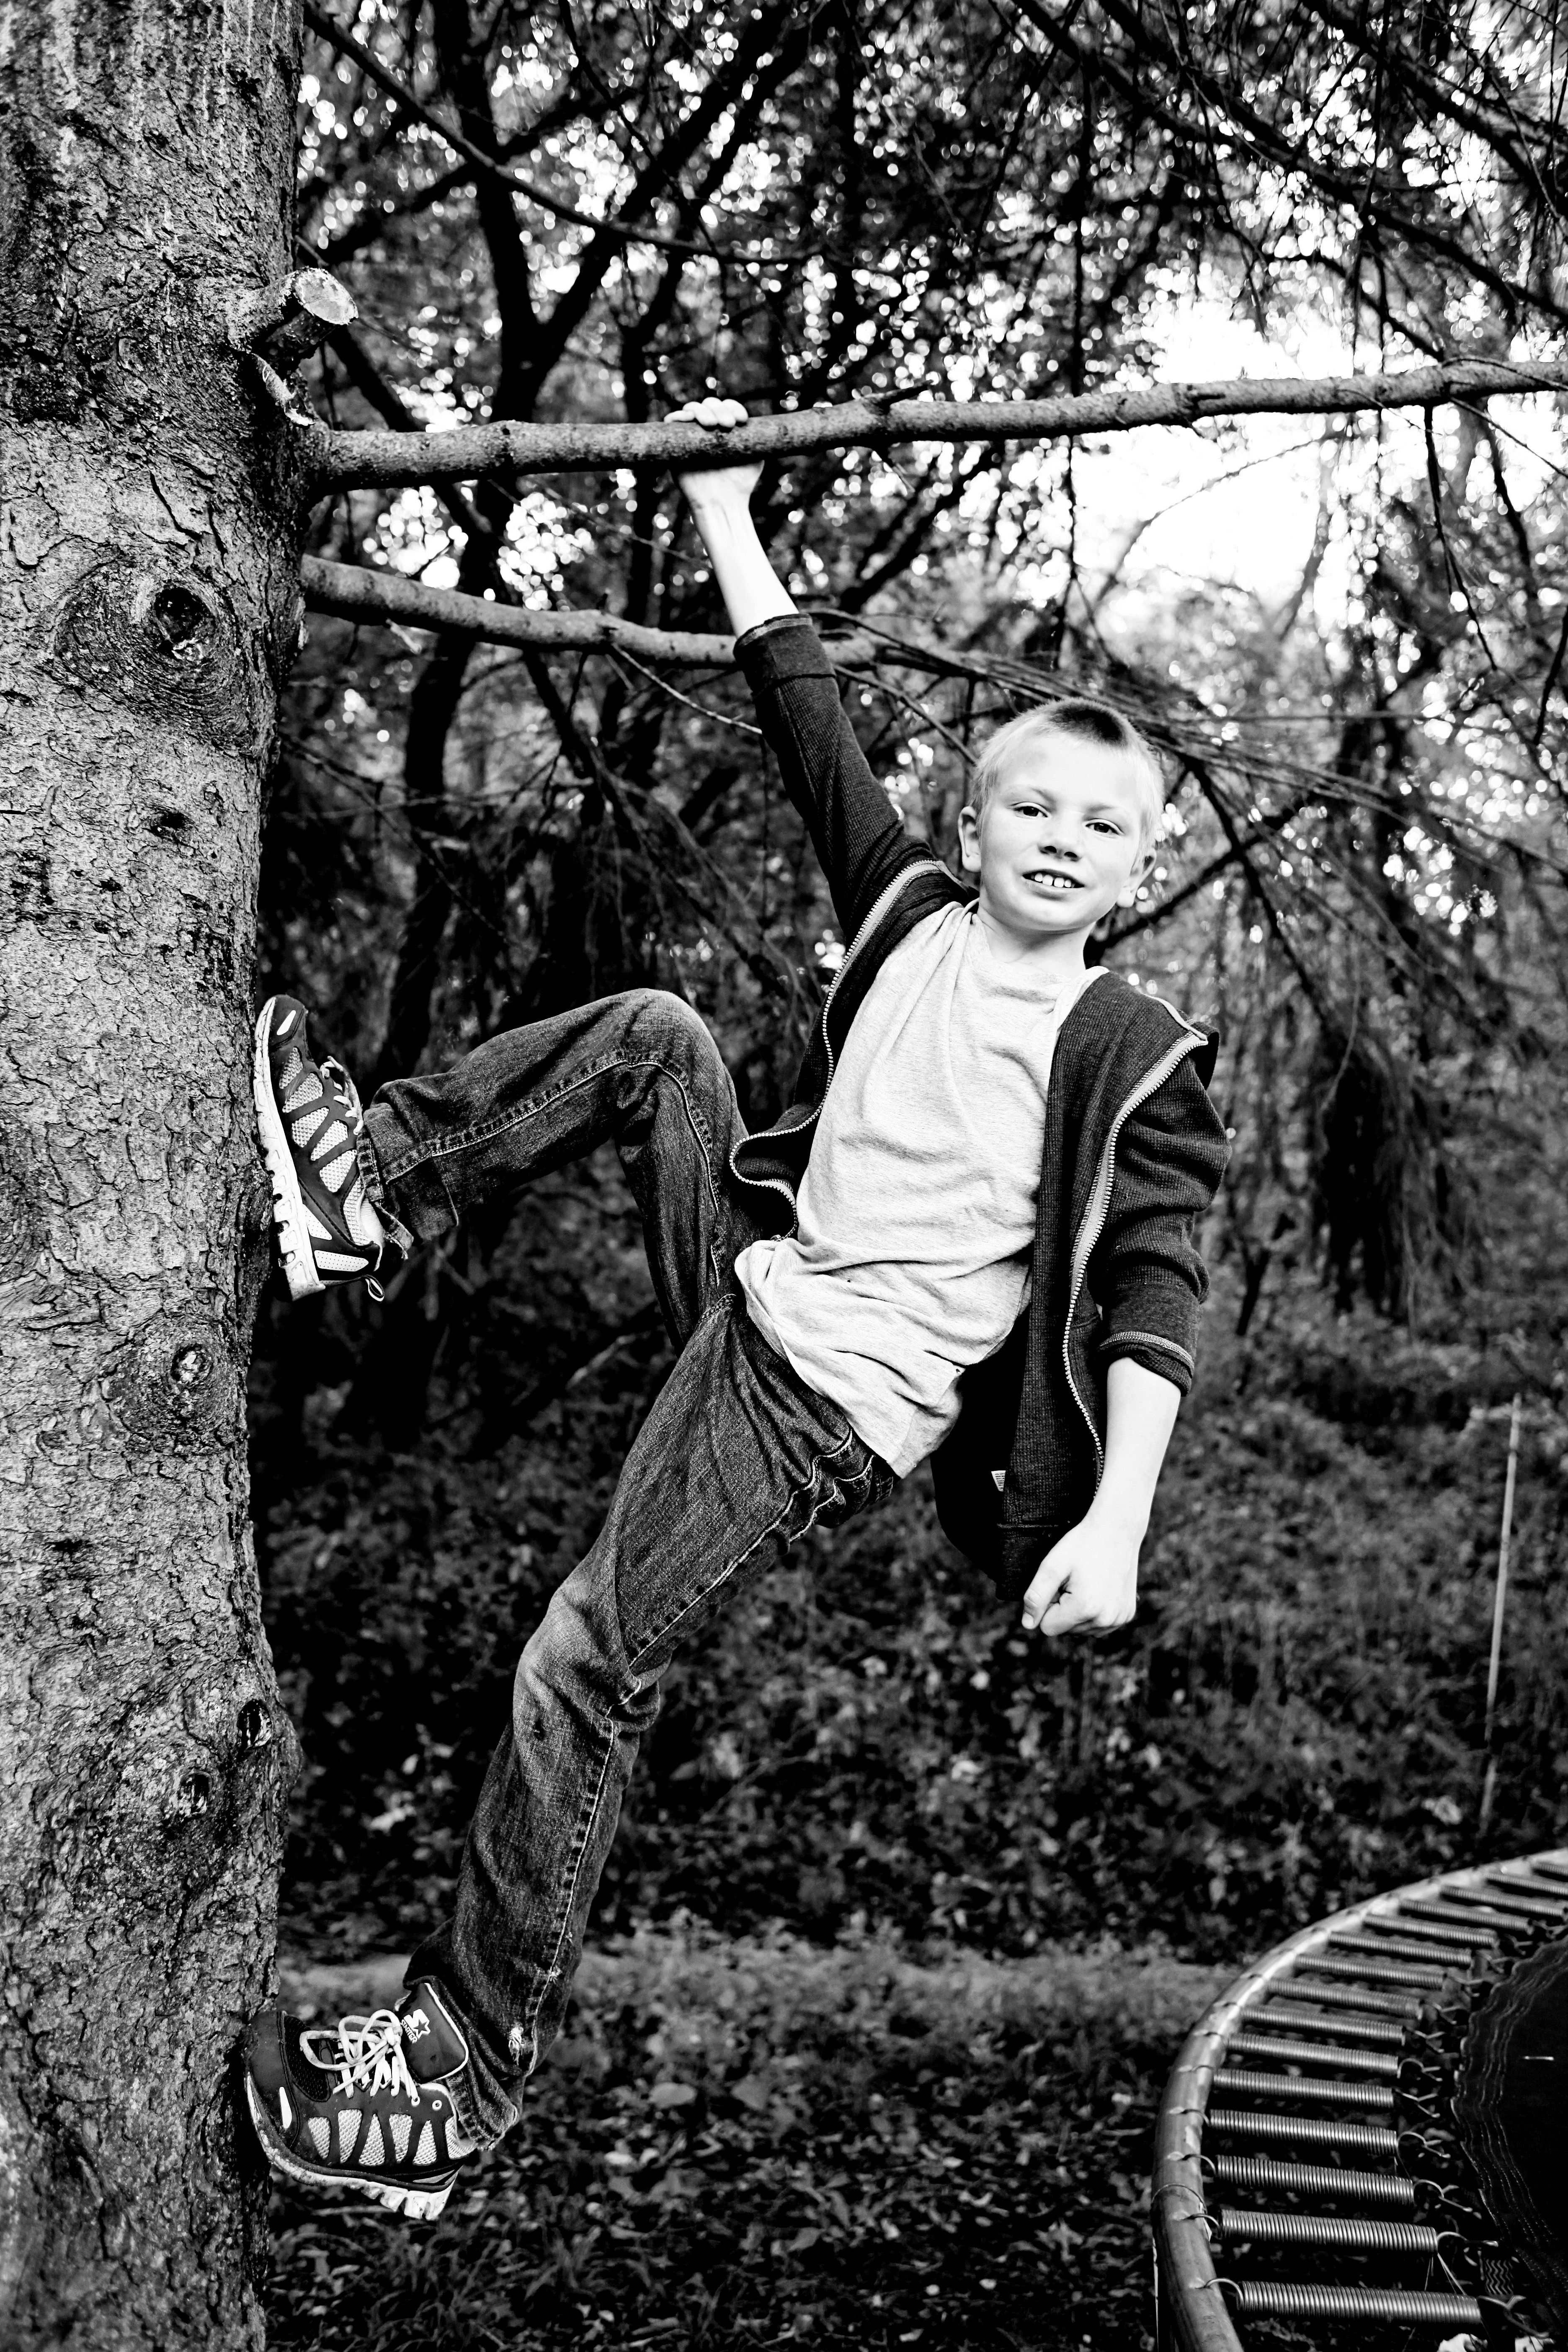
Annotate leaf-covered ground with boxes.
[266,1931,1228,2351]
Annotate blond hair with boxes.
[968,699,1166,848]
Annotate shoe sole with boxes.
[243,2074,456,2220]
[253,1001,327,1305]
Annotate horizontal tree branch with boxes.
[314,356,1568,490]
[300,555,736,665]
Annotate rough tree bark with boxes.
[0,3,307,2345]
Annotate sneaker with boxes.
[253,995,387,1300]
[242,1980,479,2218]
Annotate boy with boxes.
[242,400,1228,2217]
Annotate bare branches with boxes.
[300,554,734,665]
[302,0,807,264]
[314,356,1568,490]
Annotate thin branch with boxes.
[302,0,810,265]
[301,554,735,664]
[314,356,1568,490]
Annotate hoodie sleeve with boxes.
[735,614,929,940]
[1088,1050,1230,1394]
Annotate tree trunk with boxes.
[0,4,305,2344]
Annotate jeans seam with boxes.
[356,1127,415,1255]
[451,2068,515,2149]
[377,1052,721,1187]
[520,1711,622,2063]
[624,1423,862,1675]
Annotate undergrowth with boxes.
[265,1930,1227,2351]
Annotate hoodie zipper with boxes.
[1060,1024,1208,1477]
[728,858,944,1206]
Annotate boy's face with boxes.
[958,733,1155,947]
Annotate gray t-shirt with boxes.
[735,904,1101,1474]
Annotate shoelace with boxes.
[300,2009,421,2106]
[319,1057,364,1139]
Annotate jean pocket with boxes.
[803,1436,895,1532]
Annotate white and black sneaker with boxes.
[243,1981,480,2219]
[254,995,388,1301]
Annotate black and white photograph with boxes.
[5,3,1568,2347]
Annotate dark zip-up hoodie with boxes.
[730,616,1230,1604]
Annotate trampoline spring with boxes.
[1208,2155,1416,2209]
[1481,1873,1568,1914]
[1204,2109,1400,2157]
[1215,2206,1439,2254]
[1275,1977,1422,2018]
[1331,1932,1473,1968]
[1373,1912,1499,1949]
[1257,2003,1407,2048]
[1225,2030,1400,2077]
[1509,1856,1568,1884]
[1298,1954,1450,1988]
[1215,2068,1394,2112]
[1439,1881,1542,1919]
[1400,1897,1525,1936]
[1226,2282,1483,2327]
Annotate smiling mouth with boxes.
[1023,871,1081,893]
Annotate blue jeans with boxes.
[359,990,895,2146]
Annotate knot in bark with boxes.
[103,1308,238,1456]
[51,560,260,753]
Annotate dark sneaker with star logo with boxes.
[242,1980,479,2218]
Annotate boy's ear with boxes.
[957,803,983,876]
[1114,843,1158,908]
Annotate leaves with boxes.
[268,1922,1224,2350]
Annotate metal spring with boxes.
[1400,1897,1524,1936]
[1275,1976,1422,2017]
[1228,2282,1483,2326]
[1216,2067,1394,2112]
[1204,2109,1400,2157]
[1331,1932,1472,1967]
[1376,1912,1498,1949]
[1226,2030,1400,2077]
[1298,1954,1450,1988]
[1257,2003,1407,2048]
[1217,2207,1439,2254]
[1209,2155,1415,2209]
[1483,1872,1568,1913]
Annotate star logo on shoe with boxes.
[403,2009,432,2042]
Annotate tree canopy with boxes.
[277,0,1568,1321]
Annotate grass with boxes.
[265,1926,1229,2350]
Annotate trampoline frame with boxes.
[1151,1848,1568,2352]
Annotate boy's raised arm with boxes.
[673,402,798,636]
[673,399,930,938]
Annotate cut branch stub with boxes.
[228,268,356,427]
[227,266,357,374]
